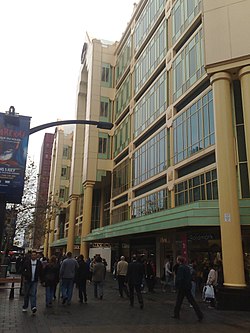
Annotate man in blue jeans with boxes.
[21,251,42,314]
[60,252,79,305]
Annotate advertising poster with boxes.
[0,112,31,203]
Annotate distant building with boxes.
[44,126,73,258]
[33,133,54,250]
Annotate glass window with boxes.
[133,129,166,186]
[175,169,217,206]
[101,63,112,87]
[134,0,166,52]
[100,99,109,118]
[134,19,167,93]
[172,0,201,44]
[173,89,215,164]
[134,70,167,137]
[132,188,169,218]
[173,28,205,101]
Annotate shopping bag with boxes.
[203,284,215,300]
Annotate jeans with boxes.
[45,285,55,305]
[61,278,74,303]
[23,281,38,309]
[94,281,104,298]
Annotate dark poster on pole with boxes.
[0,112,31,203]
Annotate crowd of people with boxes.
[5,250,227,322]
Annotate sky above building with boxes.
[0,0,138,165]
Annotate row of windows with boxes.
[173,90,215,164]
[113,159,130,197]
[113,115,130,157]
[134,70,167,138]
[172,0,202,45]
[135,19,167,94]
[133,129,166,186]
[134,0,166,53]
[112,204,129,224]
[173,30,205,101]
[131,188,169,218]
[111,169,217,224]
[116,37,131,83]
[175,169,218,206]
[115,75,131,120]
[173,28,205,101]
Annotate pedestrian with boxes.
[117,256,129,298]
[127,255,144,309]
[145,258,156,292]
[59,251,79,305]
[172,256,203,322]
[189,260,197,298]
[92,255,106,300]
[76,255,89,303]
[206,263,218,308]
[21,250,43,314]
[43,255,60,308]
[164,256,173,292]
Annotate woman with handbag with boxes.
[206,263,218,308]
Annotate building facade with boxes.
[33,133,54,250]
[46,0,250,308]
[43,126,73,258]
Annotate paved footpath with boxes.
[0,274,250,333]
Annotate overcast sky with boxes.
[0,0,137,165]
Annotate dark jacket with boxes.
[76,259,89,282]
[21,259,42,282]
[127,259,144,285]
[175,264,192,290]
[43,263,60,287]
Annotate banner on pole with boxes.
[0,112,31,203]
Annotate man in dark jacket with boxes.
[21,250,42,314]
[172,256,203,321]
[127,255,144,309]
[76,255,89,303]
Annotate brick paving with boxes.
[0,274,250,333]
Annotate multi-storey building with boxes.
[47,0,250,308]
[43,126,73,258]
[33,133,54,249]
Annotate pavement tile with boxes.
[0,274,250,333]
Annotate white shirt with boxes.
[31,260,37,281]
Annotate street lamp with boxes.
[29,120,113,135]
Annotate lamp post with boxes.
[29,120,113,134]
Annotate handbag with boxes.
[203,284,215,300]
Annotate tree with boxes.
[11,157,38,248]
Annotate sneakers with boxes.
[22,307,28,312]
[31,307,37,314]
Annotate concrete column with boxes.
[99,187,104,228]
[211,72,245,287]
[66,196,78,253]
[48,218,55,258]
[80,182,94,258]
[239,65,250,186]
[43,221,49,258]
